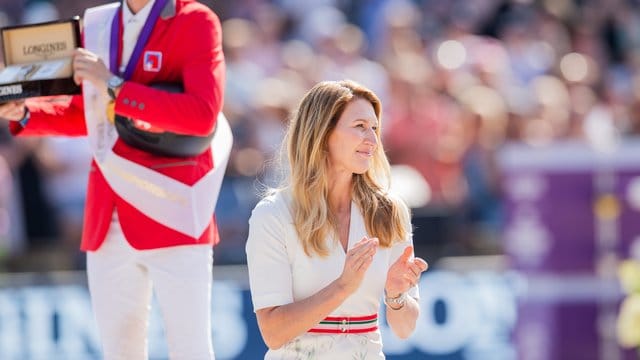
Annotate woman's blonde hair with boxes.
[284,80,409,257]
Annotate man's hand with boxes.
[0,100,27,121]
[72,48,112,95]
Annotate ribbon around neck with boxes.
[109,0,168,79]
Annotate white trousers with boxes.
[87,213,215,360]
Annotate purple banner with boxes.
[499,140,640,273]
[498,140,640,360]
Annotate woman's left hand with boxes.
[385,246,428,297]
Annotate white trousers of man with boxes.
[87,212,215,360]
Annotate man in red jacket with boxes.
[0,0,230,358]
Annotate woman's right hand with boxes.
[0,100,26,121]
[337,236,378,294]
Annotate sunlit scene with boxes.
[0,0,637,359]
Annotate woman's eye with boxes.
[372,126,378,131]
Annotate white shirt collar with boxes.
[122,0,155,25]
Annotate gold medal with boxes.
[106,100,115,124]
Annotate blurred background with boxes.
[0,0,638,359]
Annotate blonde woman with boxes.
[246,80,428,359]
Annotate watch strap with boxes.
[19,107,30,127]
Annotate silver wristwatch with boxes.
[384,292,407,310]
[107,75,124,100]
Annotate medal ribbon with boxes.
[109,0,168,79]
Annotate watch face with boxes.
[108,76,123,100]
[109,76,123,88]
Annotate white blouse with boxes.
[246,190,419,359]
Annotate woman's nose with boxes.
[364,128,378,145]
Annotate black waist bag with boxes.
[114,83,215,158]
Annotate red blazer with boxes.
[11,0,225,251]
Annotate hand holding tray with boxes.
[0,17,81,102]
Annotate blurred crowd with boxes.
[0,0,639,270]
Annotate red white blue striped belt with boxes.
[308,314,378,334]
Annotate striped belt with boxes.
[308,314,378,334]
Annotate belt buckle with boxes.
[339,318,349,333]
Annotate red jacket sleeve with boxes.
[11,95,87,136]
[114,4,225,136]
